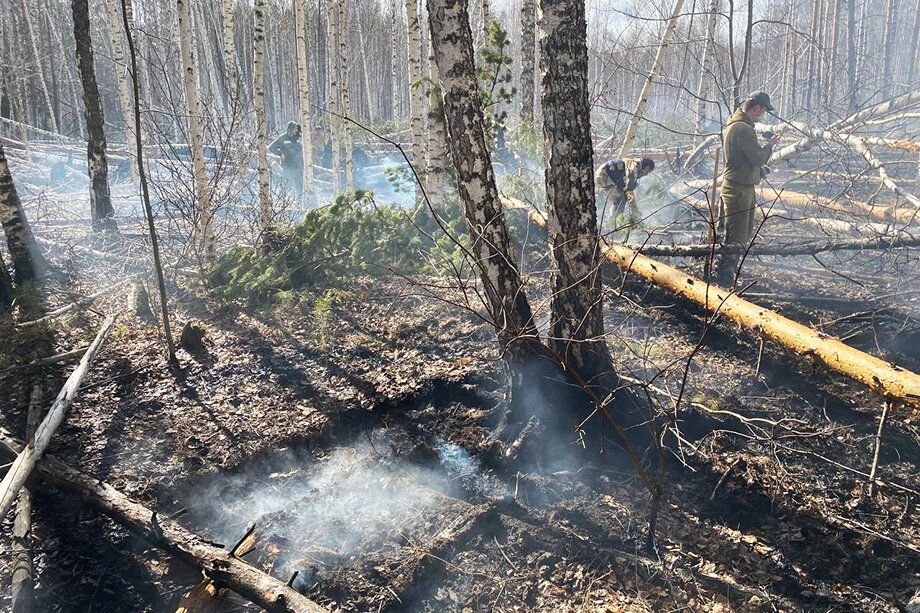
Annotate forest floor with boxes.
[1,162,920,612]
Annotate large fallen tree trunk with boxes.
[0,316,116,519]
[624,234,920,257]
[502,196,920,407]
[0,430,329,613]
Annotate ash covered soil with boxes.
[2,199,920,611]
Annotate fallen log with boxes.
[0,430,329,613]
[0,315,116,519]
[16,280,132,329]
[175,524,261,613]
[502,196,920,407]
[11,380,43,613]
[623,234,920,257]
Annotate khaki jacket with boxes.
[722,109,773,185]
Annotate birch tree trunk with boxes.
[21,3,59,135]
[693,0,719,146]
[177,0,215,262]
[355,4,376,121]
[293,0,316,204]
[0,143,42,283]
[406,0,425,203]
[221,0,238,103]
[72,0,117,233]
[825,0,840,108]
[882,0,898,96]
[805,0,821,110]
[906,0,920,86]
[481,0,490,45]
[539,0,617,394]
[105,0,138,183]
[425,38,449,214]
[0,249,13,310]
[253,0,272,228]
[845,0,857,113]
[326,0,342,192]
[618,0,685,157]
[426,0,541,402]
[391,0,401,120]
[519,0,536,123]
[339,0,354,191]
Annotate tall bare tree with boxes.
[177,0,215,261]
[519,0,536,123]
[253,0,272,230]
[539,0,617,394]
[71,0,117,232]
[427,0,541,403]
[406,0,425,202]
[105,0,138,182]
[293,0,315,203]
[0,142,42,283]
[339,0,354,191]
[618,0,685,156]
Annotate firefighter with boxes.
[595,157,655,229]
[714,91,781,284]
[269,121,304,198]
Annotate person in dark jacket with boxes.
[714,91,781,284]
[595,157,655,229]
[269,121,304,197]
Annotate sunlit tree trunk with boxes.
[293,0,315,203]
[539,0,617,392]
[805,0,821,111]
[0,142,42,283]
[618,0,685,156]
[425,38,448,213]
[391,0,401,120]
[694,0,719,146]
[427,0,541,400]
[105,0,137,182]
[253,0,272,229]
[519,0,536,123]
[21,3,58,135]
[845,0,857,113]
[882,0,898,96]
[72,0,117,233]
[221,0,238,103]
[906,0,920,86]
[825,0,840,109]
[340,0,354,191]
[354,4,376,121]
[326,0,342,192]
[177,0,215,261]
[406,0,425,202]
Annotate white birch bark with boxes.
[105,0,139,183]
[391,0,401,120]
[326,0,342,192]
[406,0,425,202]
[177,0,215,261]
[693,0,719,146]
[340,0,354,191]
[221,0,238,103]
[21,3,59,136]
[294,0,316,203]
[254,0,272,228]
[426,38,448,213]
[618,0,685,156]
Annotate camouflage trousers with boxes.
[714,181,757,284]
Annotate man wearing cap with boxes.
[714,91,781,284]
[595,157,656,230]
[269,121,304,198]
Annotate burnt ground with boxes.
[2,168,920,611]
